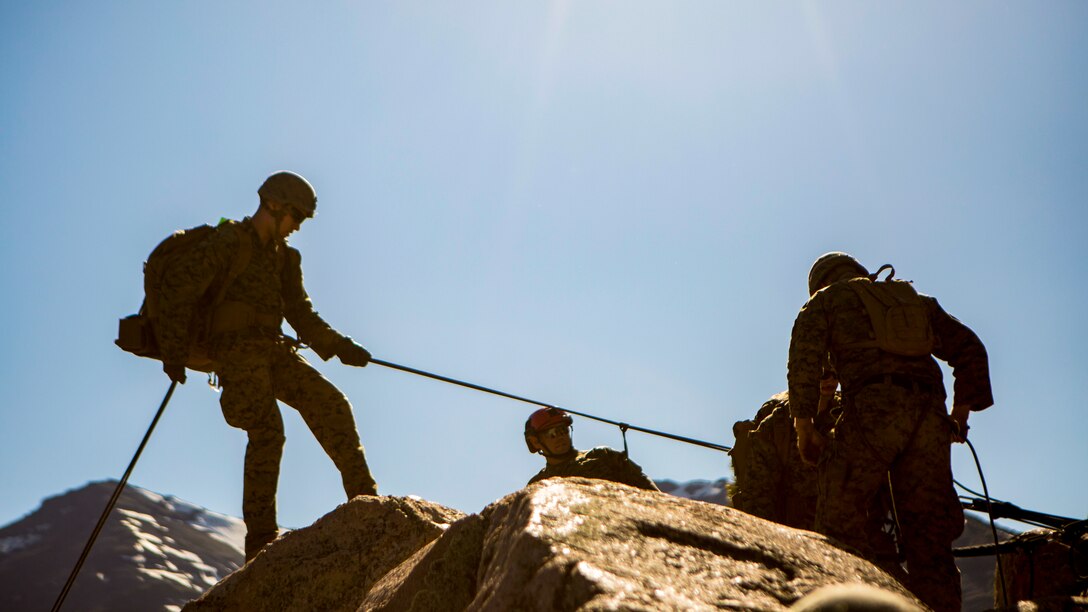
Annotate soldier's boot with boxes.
[241,426,284,562]
[342,453,379,498]
[241,479,281,561]
[244,528,279,562]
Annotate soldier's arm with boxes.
[622,456,660,491]
[280,246,349,361]
[927,297,994,412]
[787,297,830,420]
[593,448,659,491]
[157,228,234,366]
[527,466,552,487]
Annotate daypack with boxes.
[841,264,935,357]
[116,219,251,372]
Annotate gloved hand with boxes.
[337,337,372,367]
[794,417,826,466]
[163,363,187,385]
[950,404,971,443]
[818,374,839,398]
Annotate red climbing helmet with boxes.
[524,407,573,452]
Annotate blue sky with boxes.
[2,2,1085,532]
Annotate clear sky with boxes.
[2,2,1085,532]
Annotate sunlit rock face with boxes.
[189,478,922,611]
[362,477,921,611]
[184,496,464,612]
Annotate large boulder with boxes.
[361,477,922,611]
[184,496,464,612]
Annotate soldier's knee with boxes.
[250,425,286,450]
[332,394,353,414]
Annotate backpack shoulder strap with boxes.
[209,220,253,308]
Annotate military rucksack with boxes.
[841,264,935,357]
[729,395,784,495]
[115,219,251,372]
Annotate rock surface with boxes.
[183,496,464,612]
[363,478,922,611]
[185,477,909,611]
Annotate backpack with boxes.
[115,220,251,372]
[841,264,935,357]
[729,395,784,495]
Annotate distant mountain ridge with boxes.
[0,481,244,612]
[655,476,729,505]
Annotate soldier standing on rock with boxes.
[524,407,659,491]
[157,171,379,560]
[787,251,993,612]
[731,384,900,569]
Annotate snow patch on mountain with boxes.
[0,481,245,612]
[656,477,730,506]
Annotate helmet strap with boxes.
[868,264,895,282]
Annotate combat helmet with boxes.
[524,407,573,452]
[258,171,317,219]
[807,252,868,295]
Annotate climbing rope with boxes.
[370,358,732,454]
[52,381,178,612]
[961,437,1009,611]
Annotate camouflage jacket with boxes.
[157,218,345,366]
[787,279,993,419]
[527,447,660,492]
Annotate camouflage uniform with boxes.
[731,393,820,530]
[788,280,992,612]
[731,393,899,558]
[157,218,377,559]
[527,447,660,492]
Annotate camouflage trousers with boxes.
[817,383,964,612]
[217,343,377,560]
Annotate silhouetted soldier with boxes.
[732,384,900,571]
[524,408,659,491]
[157,171,378,560]
[788,252,993,612]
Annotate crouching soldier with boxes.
[524,407,659,491]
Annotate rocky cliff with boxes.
[187,477,924,611]
[1,479,1022,611]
